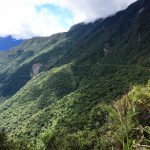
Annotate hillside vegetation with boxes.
[0,0,150,149]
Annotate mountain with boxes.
[0,0,149,149]
[0,36,24,51]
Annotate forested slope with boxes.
[0,0,150,149]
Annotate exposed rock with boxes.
[103,43,110,56]
[138,7,144,14]
[32,63,42,76]
[138,34,141,42]
[104,48,108,56]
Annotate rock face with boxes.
[103,43,110,56]
[104,48,108,56]
[138,7,144,14]
[32,63,42,76]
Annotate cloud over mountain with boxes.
[0,0,137,39]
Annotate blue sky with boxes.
[0,0,137,39]
[36,4,73,29]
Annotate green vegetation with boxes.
[1,81,149,150]
[41,82,150,150]
[0,64,149,149]
[0,0,150,149]
[0,132,34,150]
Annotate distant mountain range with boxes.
[0,36,24,51]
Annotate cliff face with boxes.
[32,63,42,76]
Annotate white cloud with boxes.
[0,0,137,39]
[0,0,67,39]
[35,0,137,22]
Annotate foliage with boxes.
[40,82,150,150]
[0,0,149,149]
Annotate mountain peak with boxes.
[0,36,24,51]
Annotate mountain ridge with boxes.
[0,36,24,51]
[0,0,149,149]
